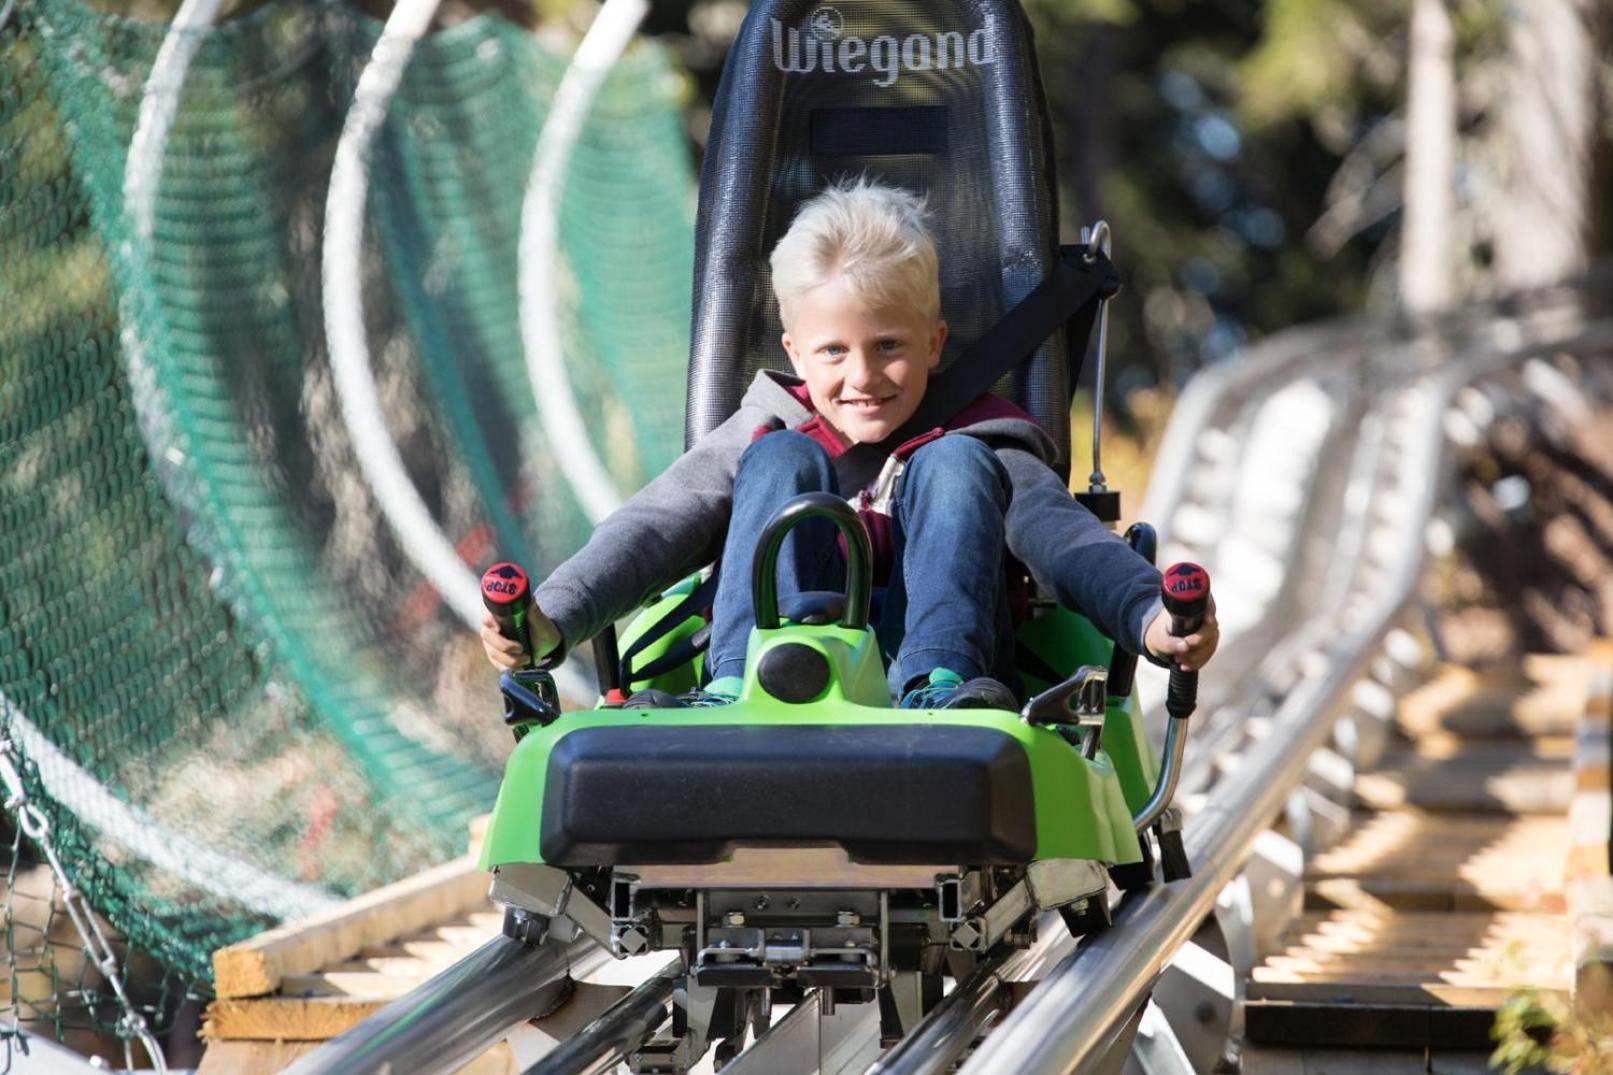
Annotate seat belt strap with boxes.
[841,244,1118,473]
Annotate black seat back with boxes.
[685,0,1072,471]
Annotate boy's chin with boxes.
[839,417,901,445]
[832,404,920,446]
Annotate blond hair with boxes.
[769,178,940,329]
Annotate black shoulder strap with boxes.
[840,244,1118,473]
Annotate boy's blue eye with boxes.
[877,338,903,352]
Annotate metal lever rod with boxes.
[1133,563,1210,832]
[1081,220,1113,494]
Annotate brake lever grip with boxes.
[481,561,534,662]
[1160,562,1210,721]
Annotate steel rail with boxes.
[865,949,1013,1075]
[1165,357,1397,803]
[1142,280,1613,807]
[282,935,600,1075]
[960,312,1613,1075]
[520,958,680,1075]
[1134,321,1392,756]
[1139,312,1386,538]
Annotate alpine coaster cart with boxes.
[478,0,1210,1069]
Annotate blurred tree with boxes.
[1490,0,1602,290]
[1020,0,1398,406]
[1402,0,1456,312]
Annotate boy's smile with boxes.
[781,275,947,446]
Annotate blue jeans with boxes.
[706,431,1016,696]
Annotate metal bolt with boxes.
[614,926,648,956]
[950,919,984,951]
[754,894,771,911]
[787,897,802,910]
[835,910,860,927]
[724,911,746,927]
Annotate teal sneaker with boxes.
[622,677,741,710]
[899,669,1018,711]
[680,675,742,708]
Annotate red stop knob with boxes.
[1161,562,1210,624]
[480,562,531,613]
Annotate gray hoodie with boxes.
[535,370,1164,663]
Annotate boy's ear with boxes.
[927,321,948,368]
[781,332,805,377]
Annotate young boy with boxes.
[483,179,1218,706]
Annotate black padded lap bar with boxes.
[540,724,1036,866]
[811,106,949,156]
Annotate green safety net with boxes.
[0,0,693,1052]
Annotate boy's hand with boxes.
[479,608,561,672]
[1143,595,1219,672]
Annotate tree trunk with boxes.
[1492,0,1599,291]
[1401,0,1456,313]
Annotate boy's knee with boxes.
[904,436,1007,499]
[737,429,835,485]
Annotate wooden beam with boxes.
[203,996,392,1041]
[213,854,490,998]
[196,1039,521,1075]
[1568,641,1613,1013]
[196,1040,322,1074]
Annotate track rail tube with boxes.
[960,317,1613,1075]
[283,936,595,1075]
[521,959,680,1074]
[866,950,1011,1075]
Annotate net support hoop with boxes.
[516,0,649,524]
[322,0,593,698]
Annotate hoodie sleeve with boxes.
[532,407,770,658]
[998,446,1164,656]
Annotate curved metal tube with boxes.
[284,935,597,1075]
[1130,716,1188,833]
[751,492,873,631]
[521,958,679,1074]
[321,0,593,699]
[518,0,647,523]
[322,0,466,619]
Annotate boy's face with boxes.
[781,275,947,446]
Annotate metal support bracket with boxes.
[1131,998,1197,1075]
[491,863,614,951]
[949,880,1033,952]
[1025,859,1109,911]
